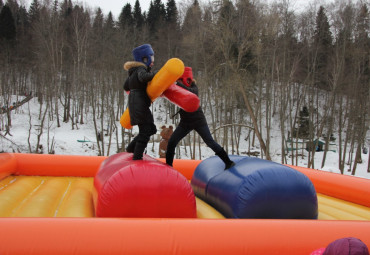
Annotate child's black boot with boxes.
[216,149,235,170]
[133,142,146,160]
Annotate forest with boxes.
[0,0,369,174]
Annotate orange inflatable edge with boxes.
[0,153,199,180]
[0,218,369,255]
[1,153,369,206]
[287,165,370,207]
[0,153,16,180]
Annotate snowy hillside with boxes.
[0,95,369,179]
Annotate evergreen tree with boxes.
[297,106,310,138]
[105,12,114,29]
[105,11,115,37]
[90,7,104,66]
[147,0,165,33]
[181,0,202,67]
[147,1,154,29]
[218,0,235,21]
[60,0,74,45]
[60,0,73,18]
[28,0,40,22]
[314,6,332,56]
[104,11,116,68]
[182,0,202,34]
[314,6,332,90]
[17,5,29,32]
[0,4,16,41]
[5,0,18,17]
[355,4,369,44]
[133,0,143,28]
[52,0,58,14]
[162,0,179,58]
[118,3,133,29]
[92,8,104,34]
[165,0,177,23]
[15,5,30,58]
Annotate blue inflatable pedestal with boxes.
[191,156,318,219]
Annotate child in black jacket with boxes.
[166,67,235,170]
[123,44,157,160]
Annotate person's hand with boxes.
[176,80,186,88]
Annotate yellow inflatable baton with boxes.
[120,58,184,129]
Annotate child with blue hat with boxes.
[123,44,157,160]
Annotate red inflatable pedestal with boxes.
[93,152,196,218]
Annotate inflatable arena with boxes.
[0,152,369,255]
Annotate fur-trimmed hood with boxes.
[123,61,146,71]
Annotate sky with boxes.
[82,0,152,18]
[20,0,152,19]
[21,0,335,19]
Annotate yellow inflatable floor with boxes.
[1,175,370,220]
[0,176,94,217]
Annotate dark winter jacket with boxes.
[176,81,207,129]
[123,61,156,126]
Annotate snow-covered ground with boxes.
[1,96,369,179]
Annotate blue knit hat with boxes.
[132,44,154,67]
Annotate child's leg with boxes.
[133,123,157,160]
[195,125,235,170]
[126,137,137,153]
[194,125,223,153]
[166,126,191,166]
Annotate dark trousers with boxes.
[166,125,222,166]
[126,123,157,159]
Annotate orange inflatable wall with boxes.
[2,154,367,207]
[0,218,369,255]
